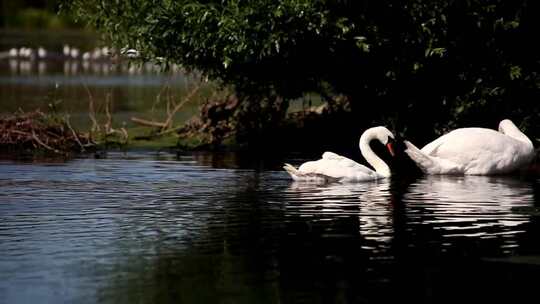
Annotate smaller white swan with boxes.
[404,119,535,175]
[283,126,395,182]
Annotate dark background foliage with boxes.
[59,0,540,149]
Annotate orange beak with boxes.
[386,142,395,157]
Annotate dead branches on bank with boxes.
[84,85,129,145]
[130,83,201,137]
[0,110,95,155]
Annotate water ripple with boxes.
[0,153,539,303]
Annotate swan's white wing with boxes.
[321,151,344,160]
[283,163,342,182]
[297,151,380,181]
[321,152,377,175]
[423,128,533,174]
[430,129,512,159]
[421,133,450,155]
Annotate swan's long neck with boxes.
[359,130,391,177]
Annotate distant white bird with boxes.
[91,48,102,60]
[63,45,70,57]
[9,48,18,58]
[70,48,80,59]
[37,47,47,59]
[124,49,140,58]
[82,52,91,61]
[19,47,35,60]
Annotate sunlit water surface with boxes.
[1,152,540,304]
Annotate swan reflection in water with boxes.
[284,176,535,251]
[284,181,394,246]
[403,176,535,239]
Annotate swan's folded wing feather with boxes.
[320,152,376,176]
[283,163,342,182]
[429,129,509,158]
[421,133,449,156]
[295,151,382,181]
[322,151,343,160]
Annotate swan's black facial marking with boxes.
[369,139,394,163]
[368,129,396,160]
[390,134,424,177]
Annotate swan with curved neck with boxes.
[404,119,535,175]
[283,126,395,182]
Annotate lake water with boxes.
[1,152,539,304]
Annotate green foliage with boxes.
[63,0,540,143]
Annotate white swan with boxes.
[404,119,535,175]
[283,126,395,182]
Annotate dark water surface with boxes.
[1,152,540,303]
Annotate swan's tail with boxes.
[404,140,435,174]
[283,163,300,180]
